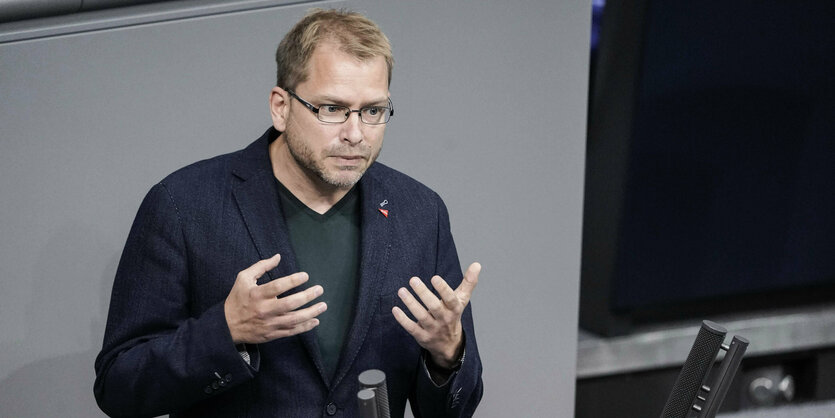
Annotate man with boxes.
[94,8,483,418]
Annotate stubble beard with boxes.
[282,127,382,190]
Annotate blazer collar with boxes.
[230,127,278,183]
[230,128,292,275]
[230,128,393,389]
[229,128,327,383]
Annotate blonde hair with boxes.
[275,8,394,90]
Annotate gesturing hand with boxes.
[224,254,327,344]
[392,262,481,369]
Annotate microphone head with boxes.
[359,369,386,387]
[701,320,728,335]
[660,321,727,418]
[357,388,378,418]
[358,388,376,401]
[359,369,390,418]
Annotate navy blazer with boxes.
[94,128,483,417]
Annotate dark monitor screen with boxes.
[582,1,835,334]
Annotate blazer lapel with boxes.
[230,130,329,386]
[331,171,392,389]
[232,170,293,276]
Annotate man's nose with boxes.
[341,111,364,144]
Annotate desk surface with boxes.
[717,400,835,417]
[577,302,835,379]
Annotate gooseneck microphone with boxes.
[660,320,750,418]
[660,320,727,418]
[358,369,390,418]
[699,335,749,418]
[357,388,378,418]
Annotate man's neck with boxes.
[269,137,351,215]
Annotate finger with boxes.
[408,277,444,318]
[258,272,309,299]
[239,254,281,284]
[392,306,427,341]
[455,262,481,306]
[431,275,460,310]
[268,318,320,339]
[398,286,433,325]
[273,301,327,329]
[272,285,324,314]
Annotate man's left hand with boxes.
[392,262,481,369]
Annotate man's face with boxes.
[273,41,389,190]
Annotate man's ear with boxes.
[269,87,289,132]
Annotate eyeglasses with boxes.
[286,89,394,125]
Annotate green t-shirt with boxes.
[275,179,360,379]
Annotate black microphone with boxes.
[660,320,727,418]
[357,388,378,418]
[699,335,749,418]
[358,369,390,418]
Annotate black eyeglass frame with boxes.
[285,89,394,125]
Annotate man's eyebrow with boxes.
[314,95,349,106]
[316,95,389,107]
[363,99,391,107]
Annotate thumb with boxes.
[456,262,481,305]
[240,253,281,286]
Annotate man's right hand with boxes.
[224,254,326,344]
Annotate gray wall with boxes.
[0,1,590,416]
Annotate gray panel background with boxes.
[0,1,590,416]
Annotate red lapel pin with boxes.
[378,208,389,218]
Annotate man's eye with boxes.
[366,107,381,116]
[323,105,342,113]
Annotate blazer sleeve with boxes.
[94,183,256,417]
[410,197,484,418]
